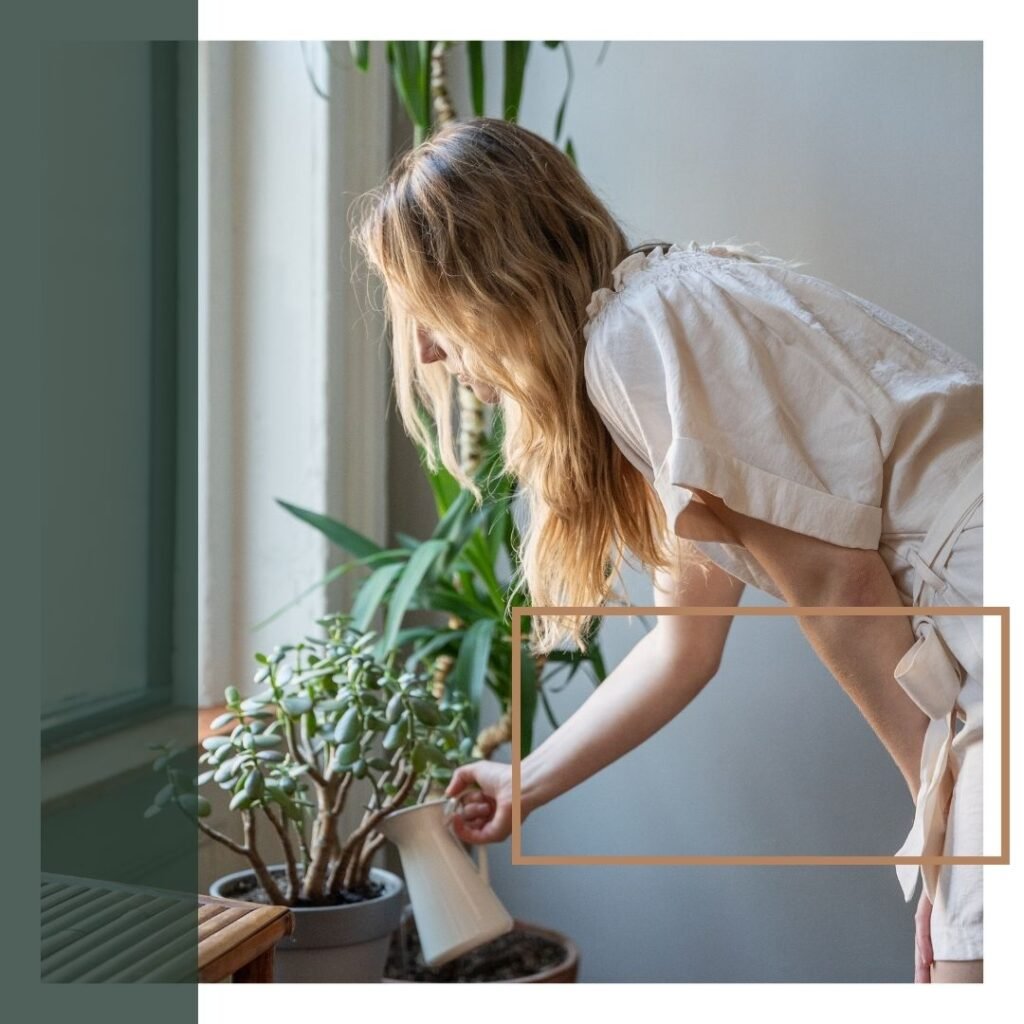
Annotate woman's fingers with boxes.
[451,810,500,844]
[445,765,475,797]
[452,815,484,842]
[914,892,934,983]
[443,760,514,844]
[453,794,495,827]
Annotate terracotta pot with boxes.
[383,907,579,983]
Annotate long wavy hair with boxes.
[351,117,801,656]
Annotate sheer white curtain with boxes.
[197,42,391,707]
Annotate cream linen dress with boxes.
[582,242,984,962]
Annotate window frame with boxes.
[41,42,182,753]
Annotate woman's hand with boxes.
[444,761,516,845]
[915,891,934,983]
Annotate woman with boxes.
[352,117,983,983]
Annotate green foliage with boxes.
[466,41,485,116]
[502,41,531,122]
[146,615,475,874]
[349,39,579,162]
[274,412,607,759]
[386,41,434,145]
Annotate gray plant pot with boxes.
[210,865,406,983]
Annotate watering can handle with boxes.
[441,789,474,832]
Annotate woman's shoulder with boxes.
[583,241,981,384]
[583,239,807,341]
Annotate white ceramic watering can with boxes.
[377,792,514,967]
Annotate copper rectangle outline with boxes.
[511,605,1009,867]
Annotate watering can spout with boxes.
[378,794,514,967]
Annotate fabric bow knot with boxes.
[892,614,964,903]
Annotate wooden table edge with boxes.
[198,898,294,983]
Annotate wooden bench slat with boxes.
[41,874,293,983]
[198,909,292,983]
[198,905,250,941]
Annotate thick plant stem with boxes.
[475,652,549,758]
[194,816,247,857]
[431,651,456,701]
[426,41,488,478]
[326,769,416,895]
[340,765,415,889]
[262,804,300,904]
[330,771,355,816]
[343,830,371,891]
[300,785,338,902]
[475,710,511,760]
[284,717,325,786]
[293,818,311,867]
[242,810,287,905]
[356,832,387,884]
[458,382,486,476]
[430,42,456,127]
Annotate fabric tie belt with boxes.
[892,458,983,904]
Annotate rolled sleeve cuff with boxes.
[654,435,883,550]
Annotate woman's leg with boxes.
[931,959,983,983]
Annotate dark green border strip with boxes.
[6,0,198,1017]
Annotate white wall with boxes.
[445,41,982,982]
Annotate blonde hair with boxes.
[350,117,804,656]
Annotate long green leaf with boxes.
[404,629,465,669]
[588,639,607,684]
[466,41,485,116]
[392,625,443,648]
[430,486,473,543]
[503,41,531,122]
[418,40,433,128]
[486,504,510,564]
[454,536,506,611]
[519,645,539,756]
[351,561,406,632]
[276,499,383,559]
[389,41,431,133]
[543,649,586,665]
[350,41,369,71]
[251,547,407,633]
[250,560,350,633]
[422,587,494,623]
[422,450,461,516]
[447,505,491,565]
[376,539,450,656]
[449,619,496,734]
[552,42,574,142]
[538,682,561,732]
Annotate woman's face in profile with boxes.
[415,324,500,405]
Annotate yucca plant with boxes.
[277,41,618,765]
[276,410,611,762]
[345,40,583,156]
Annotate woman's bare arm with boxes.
[695,489,930,796]
[520,549,745,817]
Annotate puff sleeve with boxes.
[583,256,886,549]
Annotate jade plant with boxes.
[147,612,474,907]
